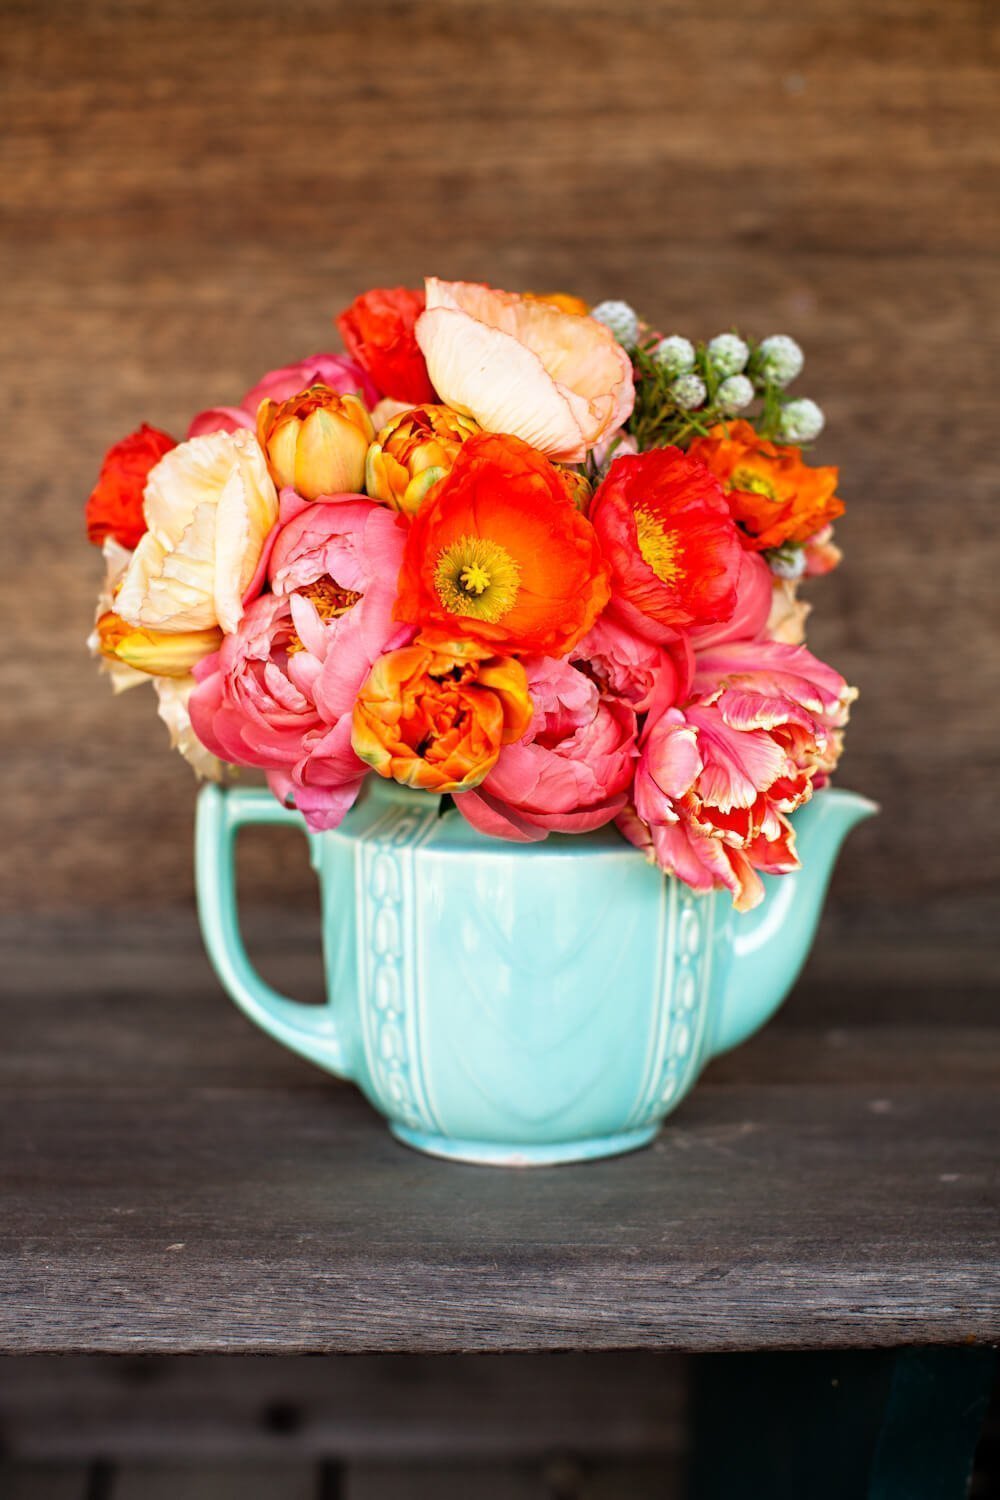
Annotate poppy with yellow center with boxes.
[589,447,744,641]
[432,535,522,624]
[395,432,609,657]
[688,421,844,553]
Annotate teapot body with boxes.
[197,779,875,1165]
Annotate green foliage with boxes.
[623,330,804,454]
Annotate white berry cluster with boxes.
[590,300,640,351]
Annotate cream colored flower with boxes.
[766,579,812,645]
[154,675,222,781]
[116,429,278,635]
[415,278,634,463]
[88,539,149,693]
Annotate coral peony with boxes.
[620,640,855,909]
[457,655,638,841]
[188,354,379,439]
[365,404,480,517]
[337,287,436,405]
[85,425,177,550]
[589,448,744,642]
[691,639,855,792]
[257,385,374,501]
[115,429,278,636]
[688,420,844,554]
[571,614,688,715]
[687,548,773,650]
[352,640,532,793]
[395,432,610,657]
[191,493,413,828]
[267,490,411,709]
[415,278,634,463]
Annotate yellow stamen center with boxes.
[732,466,779,501]
[459,562,491,595]
[434,535,521,623]
[633,505,682,585]
[287,575,362,653]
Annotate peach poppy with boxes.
[351,639,532,793]
[395,432,610,657]
[688,420,844,553]
[415,279,634,462]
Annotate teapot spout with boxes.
[709,788,878,1058]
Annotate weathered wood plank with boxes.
[349,1457,682,1498]
[0,1467,93,1500]
[111,1465,319,1500]
[345,1463,547,1499]
[0,1025,995,1354]
[0,1352,684,1462]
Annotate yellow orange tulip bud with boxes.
[557,465,593,513]
[95,611,222,678]
[365,404,480,518]
[257,384,374,501]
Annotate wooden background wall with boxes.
[2,0,997,991]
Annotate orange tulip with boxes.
[256,384,374,500]
[365,404,480,517]
[351,640,532,793]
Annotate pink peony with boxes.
[619,640,856,910]
[571,614,690,716]
[187,354,380,440]
[691,640,856,792]
[456,655,638,842]
[688,548,773,650]
[189,496,411,830]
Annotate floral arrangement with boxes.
[87,279,855,911]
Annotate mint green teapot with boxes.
[196,779,875,1166]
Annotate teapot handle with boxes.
[195,783,353,1078]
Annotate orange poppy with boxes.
[394,432,610,656]
[688,420,844,552]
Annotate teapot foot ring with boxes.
[389,1122,660,1168]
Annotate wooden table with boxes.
[1,925,997,1495]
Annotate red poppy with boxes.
[589,448,743,641]
[336,286,436,404]
[85,424,177,549]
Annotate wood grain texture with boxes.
[0,0,998,971]
[0,1352,685,1462]
[0,997,996,1353]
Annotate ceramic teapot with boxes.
[196,779,875,1165]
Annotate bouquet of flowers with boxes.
[87,279,855,912]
